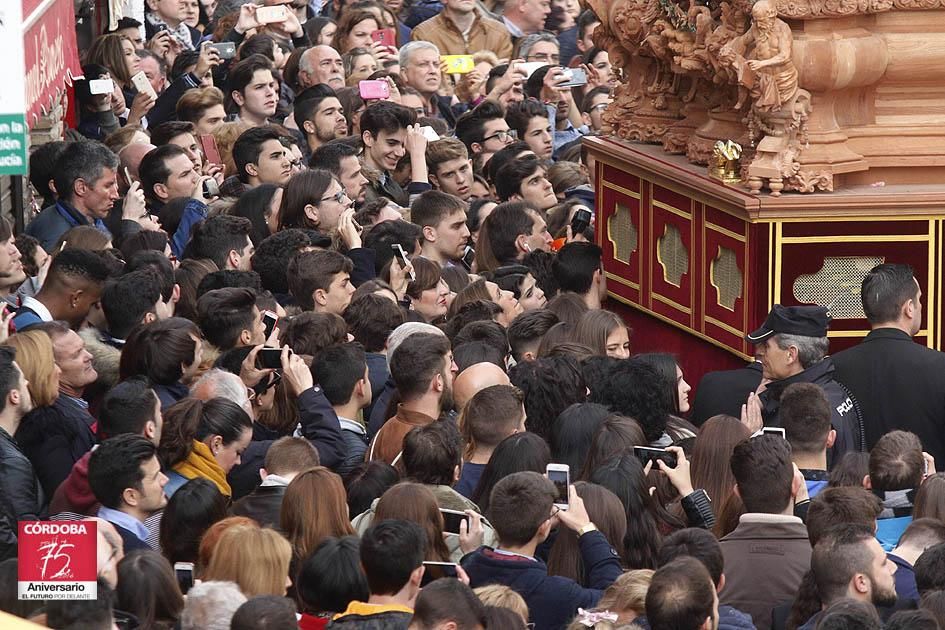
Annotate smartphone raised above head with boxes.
[198,134,223,166]
[558,68,588,88]
[255,5,288,23]
[391,243,415,281]
[130,71,157,100]
[89,78,115,95]
[546,463,570,510]
[359,79,390,100]
[209,41,237,60]
[442,55,475,74]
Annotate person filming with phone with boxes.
[462,470,623,630]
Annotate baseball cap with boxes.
[746,304,830,343]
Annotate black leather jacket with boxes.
[0,426,46,560]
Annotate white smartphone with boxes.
[519,61,547,78]
[419,125,440,142]
[255,5,288,23]
[131,71,157,100]
[546,463,570,511]
[391,243,415,281]
[89,78,115,95]
[761,426,787,439]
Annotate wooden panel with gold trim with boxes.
[589,139,945,357]
[649,183,696,327]
[598,163,643,306]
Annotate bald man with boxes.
[454,382,526,498]
[110,142,162,236]
[298,46,344,90]
[453,361,510,413]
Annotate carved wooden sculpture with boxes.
[588,0,945,193]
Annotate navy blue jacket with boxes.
[364,353,389,425]
[16,395,97,500]
[228,386,345,499]
[368,375,397,439]
[25,201,111,252]
[462,530,623,630]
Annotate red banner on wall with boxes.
[22,0,82,126]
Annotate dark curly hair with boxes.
[589,357,672,443]
[509,355,587,441]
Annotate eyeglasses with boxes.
[320,189,350,204]
[526,53,560,63]
[483,129,517,143]
[590,103,609,113]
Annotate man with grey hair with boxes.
[180,581,247,630]
[191,368,252,416]
[410,0,513,60]
[399,42,457,127]
[518,32,561,65]
[298,45,344,90]
[25,140,121,251]
[746,304,864,458]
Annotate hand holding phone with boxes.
[392,244,416,281]
[131,71,157,100]
[89,78,115,95]
[440,508,468,535]
[370,28,397,48]
[199,134,223,166]
[256,347,284,369]
[255,5,288,23]
[633,446,678,469]
[442,54,475,74]
[209,41,237,60]
[558,68,588,88]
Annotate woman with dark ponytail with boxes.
[158,397,253,498]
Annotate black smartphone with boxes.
[262,310,278,339]
[421,561,459,586]
[633,446,678,469]
[440,509,468,535]
[256,347,283,369]
[174,562,194,593]
[571,208,592,235]
[209,41,237,59]
[461,245,475,271]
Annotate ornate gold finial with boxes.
[708,140,743,184]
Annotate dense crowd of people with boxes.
[1,0,945,629]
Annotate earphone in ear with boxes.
[522,242,531,252]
